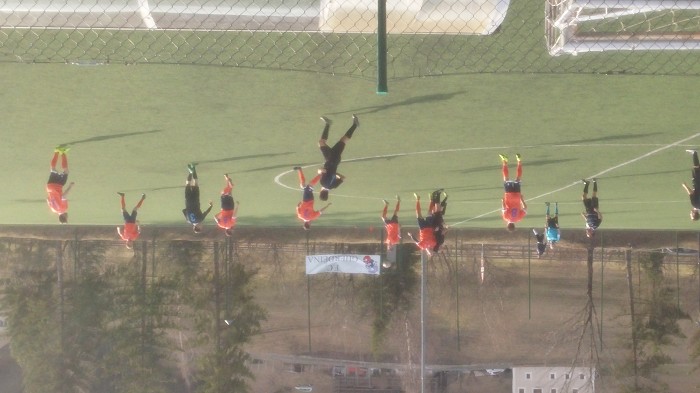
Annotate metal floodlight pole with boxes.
[421,249,426,393]
[306,231,312,353]
[376,0,388,95]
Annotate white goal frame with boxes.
[546,0,700,56]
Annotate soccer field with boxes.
[3,62,700,230]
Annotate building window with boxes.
[579,373,585,380]
[565,373,570,379]
[533,389,543,393]
[550,373,555,380]
[551,389,557,393]
[526,373,531,380]
[572,390,578,393]
[518,389,524,393]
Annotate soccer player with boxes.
[532,228,547,258]
[545,202,561,248]
[317,114,359,201]
[682,149,700,221]
[182,163,212,233]
[407,193,437,255]
[116,192,145,249]
[214,174,238,236]
[429,189,448,253]
[581,179,603,238]
[46,145,74,224]
[500,153,527,231]
[295,166,331,229]
[381,195,401,251]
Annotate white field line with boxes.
[274,136,700,209]
[450,132,700,226]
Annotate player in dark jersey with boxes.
[317,114,359,201]
[682,149,700,221]
[532,228,547,258]
[581,179,602,238]
[182,163,212,233]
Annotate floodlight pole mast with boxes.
[420,250,426,393]
[377,0,388,95]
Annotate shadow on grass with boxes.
[328,91,466,116]
[560,131,663,145]
[61,129,163,146]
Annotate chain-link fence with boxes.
[2,0,700,77]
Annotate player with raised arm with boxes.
[500,153,527,231]
[182,163,212,233]
[117,192,145,249]
[682,149,700,221]
[581,179,602,238]
[214,174,238,236]
[317,115,359,201]
[46,145,74,224]
[295,166,331,229]
[382,195,401,251]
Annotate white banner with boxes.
[305,254,381,275]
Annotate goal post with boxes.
[546,0,700,55]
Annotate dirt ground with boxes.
[1,226,699,393]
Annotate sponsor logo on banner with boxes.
[305,254,381,275]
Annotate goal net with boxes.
[546,0,700,56]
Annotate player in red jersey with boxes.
[214,174,238,236]
[500,153,527,231]
[116,192,146,249]
[407,193,437,255]
[46,145,74,223]
[381,195,401,251]
[294,166,331,229]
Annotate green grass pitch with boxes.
[2,62,700,230]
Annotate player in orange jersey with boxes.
[46,145,74,223]
[429,188,448,252]
[499,153,527,231]
[214,174,238,236]
[407,193,437,255]
[295,166,331,229]
[116,192,145,249]
[381,195,401,251]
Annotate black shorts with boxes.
[546,217,558,228]
[48,171,68,186]
[504,181,521,193]
[220,194,234,210]
[123,210,137,223]
[185,185,200,203]
[417,216,434,229]
[302,186,314,202]
[383,215,398,225]
[583,197,598,212]
[320,140,345,165]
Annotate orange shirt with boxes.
[120,223,139,241]
[385,222,400,247]
[216,210,236,229]
[46,183,68,214]
[502,192,526,223]
[417,228,437,250]
[297,200,321,222]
